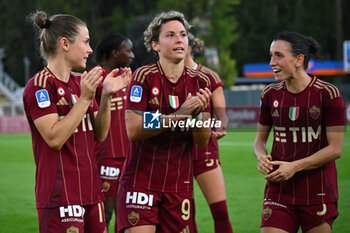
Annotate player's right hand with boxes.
[257,154,273,175]
[80,66,103,101]
[176,93,201,116]
[193,87,212,116]
[212,128,226,139]
[102,67,132,96]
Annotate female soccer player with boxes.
[117,11,212,233]
[254,31,345,233]
[93,31,134,230]
[184,32,233,233]
[23,11,131,233]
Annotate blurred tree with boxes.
[109,1,158,70]
[34,0,103,70]
[1,0,349,87]
[207,0,239,87]
[231,0,344,76]
[334,0,343,60]
[157,0,239,87]
[126,12,158,70]
[0,0,36,86]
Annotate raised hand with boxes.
[175,92,201,116]
[80,66,103,101]
[102,67,132,96]
[193,87,212,116]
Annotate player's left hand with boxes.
[193,87,211,116]
[264,160,296,182]
[212,127,226,139]
[102,67,132,96]
[80,66,103,101]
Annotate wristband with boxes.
[196,112,203,121]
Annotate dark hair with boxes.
[93,32,127,64]
[27,10,86,61]
[273,31,324,70]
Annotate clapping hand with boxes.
[80,66,103,101]
[102,67,132,96]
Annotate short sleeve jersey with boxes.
[193,64,224,161]
[259,75,345,205]
[94,66,129,159]
[120,62,211,193]
[23,67,104,208]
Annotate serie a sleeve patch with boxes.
[130,85,142,103]
[35,89,51,108]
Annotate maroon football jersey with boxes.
[23,67,104,208]
[120,62,211,193]
[192,64,224,161]
[94,66,129,159]
[259,75,345,205]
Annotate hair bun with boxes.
[44,18,52,29]
[32,11,48,29]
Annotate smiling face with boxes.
[269,40,302,82]
[66,26,93,70]
[152,20,188,63]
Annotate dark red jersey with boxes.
[192,64,224,161]
[94,66,129,160]
[23,67,104,208]
[259,75,345,205]
[120,62,211,193]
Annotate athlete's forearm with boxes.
[34,97,91,150]
[212,87,228,129]
[193,112,211,148]
[291,126,344,172]
[254,141,268,159]
[292,143,343,172]
[126,109,164,142]
[214,108,228,130]
[254,124,271,159]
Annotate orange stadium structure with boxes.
[243,60,349,78]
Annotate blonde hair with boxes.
[144,11,192,52]
[188,32,204,56]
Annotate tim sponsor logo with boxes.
[274,125,321,143]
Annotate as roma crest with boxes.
[66,225,79,233]
[128,211,140,226]
[309,105,320,120]
[102,181,110,193]
[263,207,272,221]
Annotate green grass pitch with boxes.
[0,129,349,233]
